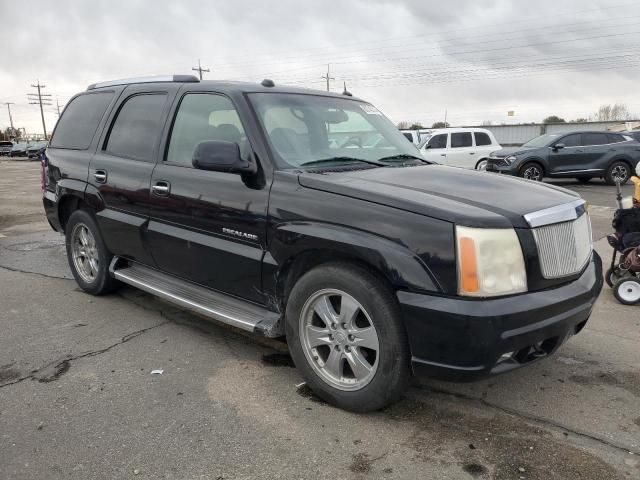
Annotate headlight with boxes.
[456,226,527,297]
[504,155,517,165]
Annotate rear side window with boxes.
[428,134,447,149]
[581,133,609,146]
[451,132,472,148]
[50,92,114,149]
[105,94,167,162]
[474,132,492,146]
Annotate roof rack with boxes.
[87,75,199,90]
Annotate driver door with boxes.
[421,133,448,162]
[146,91,268,303]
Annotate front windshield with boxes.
[522,133,561,148]
[249,93,421,168]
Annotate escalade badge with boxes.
[222,227,258,241]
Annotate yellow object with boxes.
[632,176,640,202]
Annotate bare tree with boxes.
[397,121,411,130]
[481,120,492,126]
[593,103,633,121]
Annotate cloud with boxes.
[0,0,638,133]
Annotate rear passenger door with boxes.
[577,132,612,172]
[146,91,268,303]
[89,84,178,265]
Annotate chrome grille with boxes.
[532,213,592,279]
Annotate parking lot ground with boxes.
[1,159,639,479]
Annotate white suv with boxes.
[419,128,501,169]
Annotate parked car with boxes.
[43,75,602,412]
[419,128,501,170]
[10,142,28,157]
[486,131,640,185]
[399,129,422,145]
[0,141,13,156]
[27,141,48,159]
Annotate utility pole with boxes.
[321,64,335,92]
[28,81,52,140]
[191,59,210,80]
[444,109,448,127]
[55,97,63,117]
[3,102,15,130]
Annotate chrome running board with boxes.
[109,259,281,337]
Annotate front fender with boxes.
[266,221,442,295]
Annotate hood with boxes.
[298,165,579,228]
[489,146,535,158]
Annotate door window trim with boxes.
[162,91,253,169]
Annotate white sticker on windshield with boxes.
[361,104,382,115]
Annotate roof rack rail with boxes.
[87,75,199,90]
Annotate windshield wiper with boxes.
[377,154,429,163]
[299,156,387,168]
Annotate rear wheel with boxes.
[605,161,630,186]
[519,162,544,181]
[65,209,118,295]
[613,277,640,305]
[285,263,410,412]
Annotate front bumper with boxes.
[486,159,519,175]
[399,252,602,381]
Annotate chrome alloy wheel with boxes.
[299,289,380,391]
[476,159,488,170]
[617,279,640,303]
[522,165,543,181]
[70,223,99,283]
[611,164,629,183]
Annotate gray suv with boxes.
[486,131,640,184]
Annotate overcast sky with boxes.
[1,0,639,135]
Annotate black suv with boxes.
[486,131,640,184]
[42,76,602,411]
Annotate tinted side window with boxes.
[560,134,581,147]
[105,94,167,162]
[581,133,609,146]
[402,132,413,142]
[474,132,492,146]
[50,92,114,149]
[428,134,447,149]
[166,93,248,167]
[451,132,472,148]
[607,133,624,143]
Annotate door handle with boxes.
[440,154,447,157]
[152,181,171,196]
[469,152,476,155]
[93,170,107,183]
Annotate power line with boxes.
[192,59,210,80]
[209,1,640,66]
[28,81,52,140]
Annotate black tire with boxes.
[475,159,488,170]
[519,162,544,181]
[576,176,592,183]
[605,161,630,186]
[65,209,118,295]
[285,263,410,412]
[613,277,640,305]
[605,267,617,288]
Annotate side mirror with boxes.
[553,143,565,151]
[192,140,255,174]
[424,144,432,149]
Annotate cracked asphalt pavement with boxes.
[1,159,639,479]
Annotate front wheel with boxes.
[519,163,544,181]
[285,263,410,412]
[605,161,630,186]
[613,277,640,305]
[475,159,488,170]
[65,209,118,295]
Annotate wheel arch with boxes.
[267,223,442,310]
[57,192,89,233]
[519,158,546,175]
